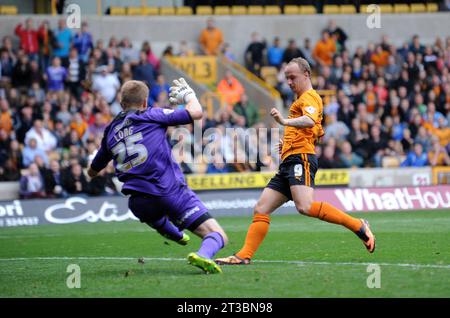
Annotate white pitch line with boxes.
[0,256,449,269]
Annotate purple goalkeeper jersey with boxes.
[90,107,192,196]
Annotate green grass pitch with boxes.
[0,210,449,297]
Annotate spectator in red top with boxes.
[15,18,39,60]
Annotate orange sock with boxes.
[236,213,270,260]
[308,202,362,232]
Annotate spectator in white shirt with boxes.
[92,65,120,104]
[24,119,57,153]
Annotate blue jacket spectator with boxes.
[401,143,429,167]
[53,19,72,59]
[46,57,67,91]
[132,51,155,86]
[22,137,49,167]
[73,21,93,63]
[267,37,284,68]
[149,74,170,105]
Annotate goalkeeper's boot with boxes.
[176,233,190,246]
[187,252,222,274]
[356,219,376,253]
[162,232,190,246]
[215,254,251,265]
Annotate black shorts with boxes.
[266,154,318,200]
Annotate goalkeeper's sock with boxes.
[147,217,183,242]
[197,232,224,259]
[235,213,270,260]
[308,202,362,232]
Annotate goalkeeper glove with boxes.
[169,77,197,105]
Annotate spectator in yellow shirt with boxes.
[428,137,450,166]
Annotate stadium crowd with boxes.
[0,17,449,199]
[238,19,450,170]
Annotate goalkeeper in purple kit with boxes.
[87,79,227,274]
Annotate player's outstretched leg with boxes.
[188,217,228,274]
[147,216,190,246]
[291,185,376,253]
[307,202,376,253]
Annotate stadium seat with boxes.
[323,5,340,14]
[299,5,317,14]
[110,7,126,16]
[410,3,426,13]
[426,3,438,12]
[248,6,264,15]
[127,7,144,15]
[0,5,18,15]
[260,66,278,87]
[394,4,410,14]
[196,6,213,15]
[214,6,230,15]
[176,6,193,16]
[284,5,299,15]
[160,7,175,15]
[340,5,356,14]
[264,6,281,15]
[382,156,401,168]
[231,6,247,15]
[143,7,159,15]
[379,4,393,13]
[360,4,392,14]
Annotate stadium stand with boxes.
[0,1,448,199]
[231,6,247,15]
[0,5,18,15]
[283,5,299,15]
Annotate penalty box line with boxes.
[0,257,449,269]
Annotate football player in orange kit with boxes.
[216,58,375,265]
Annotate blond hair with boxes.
[119,80,149,110]
[290,57,311,77]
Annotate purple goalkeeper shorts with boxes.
[128,184,209,231]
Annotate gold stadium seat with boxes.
[284,5,299,15]
[323,5,340,14]
[176,6,193,16]
[382,156,401,168]
[214,6,230,15]
[340,5,356,14]
[110,6,126,16]
[410,3,426,13]
[160,7,175,15]
[260,66,278,87]
[127,7,143,15]
[379,4,393,13]
[196,6,213,15]
[426,3,438,12]
[143,7,159,15]
[0,5,18,15]
[299,5,317,14]
[394,4,410,13]
[360,4,392,14]
[264,6,281,15]
[231,6,247,15]
[248,6,264,15]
